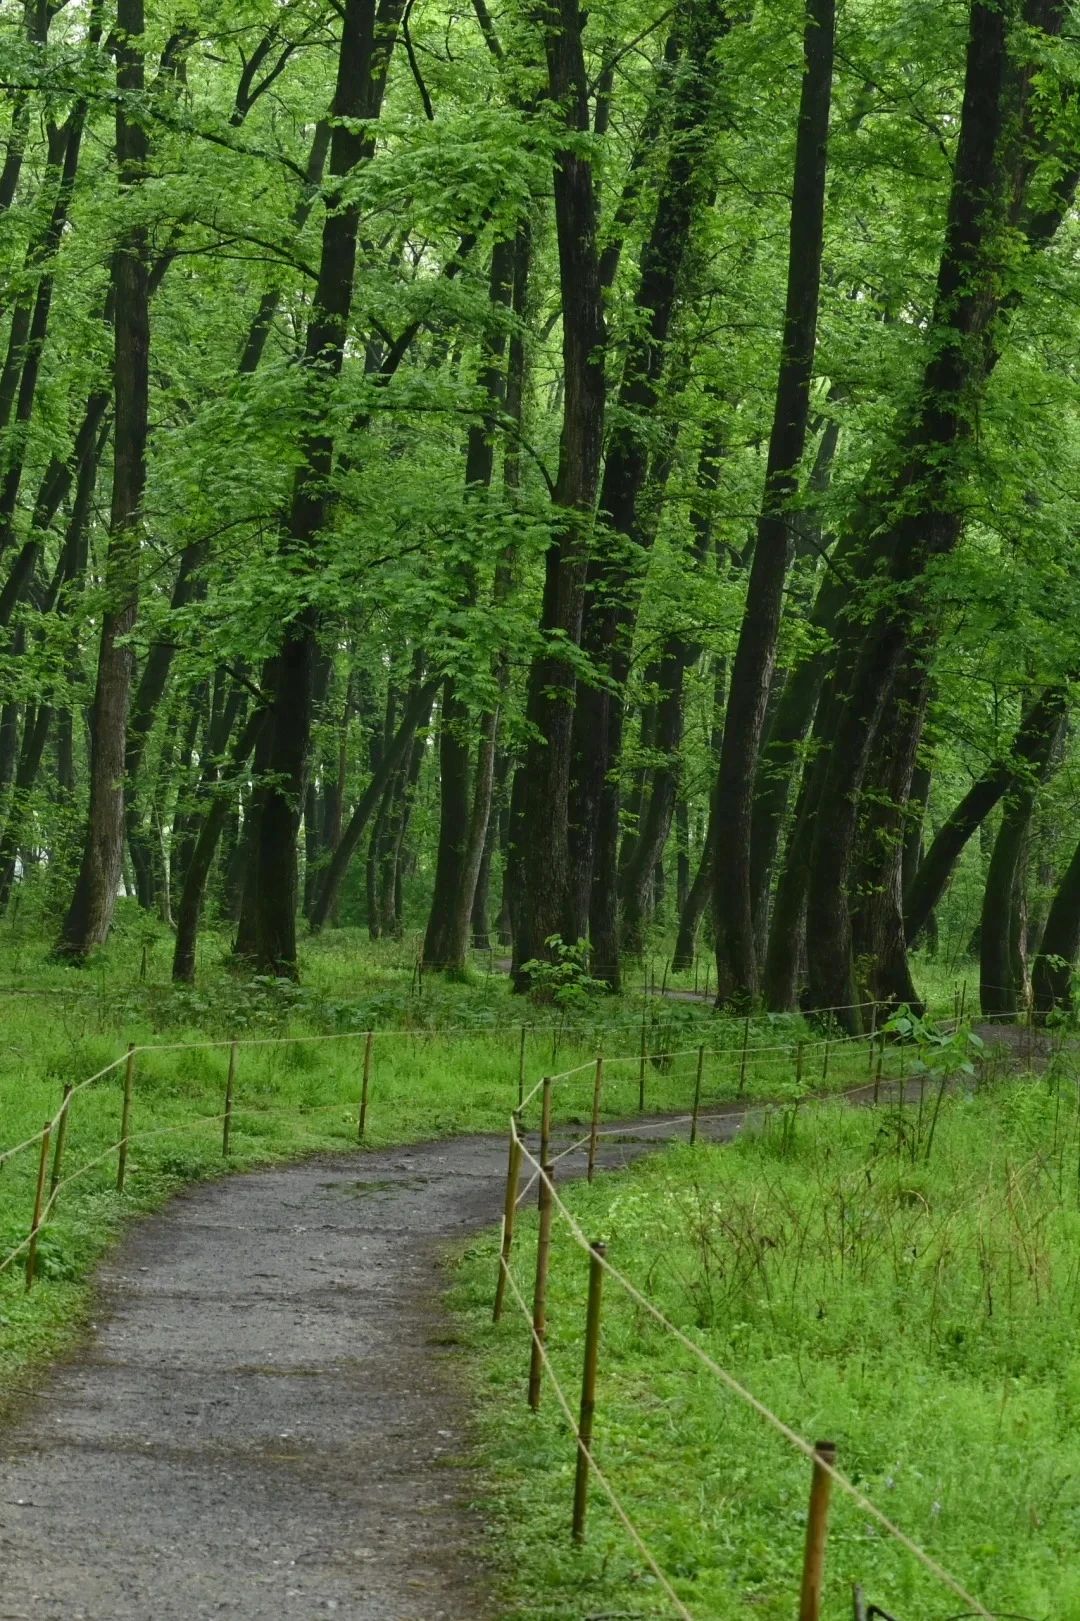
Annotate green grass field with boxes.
[453,1066,1080,1620]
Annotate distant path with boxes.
[0,1113,746,1621]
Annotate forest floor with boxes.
[0,1108,747,1621]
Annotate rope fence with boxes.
[493,1054,1008,1621]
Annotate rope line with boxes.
[511,1120,993,1620]
[498,1254,696,1620]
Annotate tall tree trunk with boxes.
[253,0,403,976]
[507,0,605,985]
[565,6,728,989]
[423,235,516,970]
[55,0,148,961]
[711,0,834,1005]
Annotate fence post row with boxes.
[571,1240,606,1543]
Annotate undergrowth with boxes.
[453,1069,1080,1620]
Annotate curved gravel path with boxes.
[0,1112,746,1621]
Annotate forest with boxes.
[6,5,1080,1616]
[0,0,1077,1024]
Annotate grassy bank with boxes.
[453,1069,1080,1619]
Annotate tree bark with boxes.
[55,0,148,961]
[1032,836,1080,1015]
[564,4,728,989]
[712,0,834,1006]
[903,685,1068,943]
[311,675,439,931]
[253,0,404,976]
[507,0,605,985]
[173,707,263,984]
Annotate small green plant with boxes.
[519,937,609,1011]
[882,1004,985,1162]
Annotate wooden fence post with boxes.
[795,1041,805,1093]
[222,1040,238,1157]
[358,1029,374,1141]
[587,1054,604,1183]
[571,1240,606,1543]
[116,1044,136,1193]
[739,1014,751,1095]
[527,1158,555,1411]
[49,1083,73,1197]
[638,1008,648,1113]
[25,1123,52,1290]
[821,1031,831,1083]
[799,1441,837,1621]
[873,1035,884,1105]
[690,1044,705,1146]
[867,1005,877,1073]
[493,1116,523,1323]
[539,1075,553,1175]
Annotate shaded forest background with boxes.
[1,0,1080,1031]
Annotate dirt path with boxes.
[0,1113,746,1621]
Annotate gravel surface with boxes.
[0,1112,747,1621]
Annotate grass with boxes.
[0,906,922,1396]
[452,1063,1080,1620]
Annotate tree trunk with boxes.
[311,675,439,931]
[1032,836,1080,1015]
[620,634,697,954]
[173,708,263,984]
[507,0,605,984]
[978,697,1065,1016]
[849,649,930,1012]
[423,683,472,966]
[903,685,1067,942]
[54,0,148,961]
[712,0,834,1005]
[253,0,404,976]
[675,797,691,918]
[565,6,729,989]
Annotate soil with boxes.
[0,1111,746,1621]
